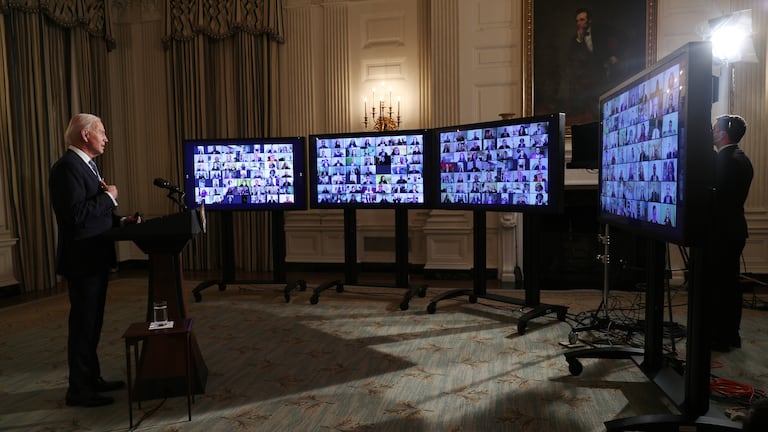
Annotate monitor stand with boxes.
[426,211,568,335]
[193,211,307,303]
[310,208,427,310]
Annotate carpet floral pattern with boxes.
[0,278,766,431]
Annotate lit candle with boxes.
[389,87,393,108]
[397,96,401,115]
[364,97,367,113]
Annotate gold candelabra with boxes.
[363,86,401,131]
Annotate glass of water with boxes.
[153,300,168,324]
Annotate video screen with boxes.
[598,41,714,245]
[599,63,681,228]
[432,113,565,212]
[308,130,430,208]
[182,137,307,211]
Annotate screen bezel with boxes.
[429,113,566,213]
[307,129,431,209]
[598,41,713,246]
[182,136,308,211]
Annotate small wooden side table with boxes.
[122,318,193,428]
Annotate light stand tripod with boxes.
[567,224,638,345]
[564,224,644,375]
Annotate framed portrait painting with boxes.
[523,0,658,126]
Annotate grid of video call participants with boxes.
[314,135,425,204]
[439,121,551,206]
[192,143,296,205]
[600,63,681,227]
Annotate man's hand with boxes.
[125,212,142,224]
[101,181,118,200]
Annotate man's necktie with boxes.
[88,159,101,180]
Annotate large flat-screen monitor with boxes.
[182,137,307,211]
[431,113,565,212]
[598,41,713,246]
[308,130,431,208]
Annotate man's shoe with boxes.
[94,377,125,392]
[65,391,114,407]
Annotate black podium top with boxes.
[104,210,201,255]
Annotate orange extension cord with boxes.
[710,360,767,406]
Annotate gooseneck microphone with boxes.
[153,177,183,193]
[153,177,188,212]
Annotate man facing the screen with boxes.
[708,114,753,352]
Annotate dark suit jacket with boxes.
[50,150,120,277]
[715,146,753,240]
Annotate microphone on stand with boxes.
[153,177,187,211]
[153,177,183,193]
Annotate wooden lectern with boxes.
[106,210,208,401]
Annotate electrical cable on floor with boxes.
[710,374,767,407]
[129,398,167,431]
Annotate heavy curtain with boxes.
[163,0,285,273]
[0,0,114,292]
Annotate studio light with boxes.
[707,9,757,64]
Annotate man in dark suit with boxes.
[50,113,140,407]
[708,114,753,352]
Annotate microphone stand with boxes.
[165,190,188,212]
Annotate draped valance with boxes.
[162,0,285,47]
[0,0,115,50]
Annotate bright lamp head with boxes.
[707,9,757,64]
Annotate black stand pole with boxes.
[310,208,427,310]
[192,210,306,302]
[426,212,568,335]
[565,238,740,430]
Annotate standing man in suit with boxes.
[709,114,753,352]
[50,113,141,407]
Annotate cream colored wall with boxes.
[3,0,767,285]
[281,0,525,273]
[279,0,768,277]
[656,0,768,274]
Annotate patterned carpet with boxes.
[0,277,765,431]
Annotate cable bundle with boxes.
[710,375,768,406]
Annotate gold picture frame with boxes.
[522,1,658,126]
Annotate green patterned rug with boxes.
[0,278,764,431]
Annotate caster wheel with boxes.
[310,294,319,305]
[418,287,427,298]
[567,358,583,376]
[194,293,202,303]
[284,294,291,303]
[298,280,307,292]
[336,284,344,293]
[568,332,578,344]
[218,283,226,291]
[469,295,478,303]
[400,302,409,311]
[427,303,437,314]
